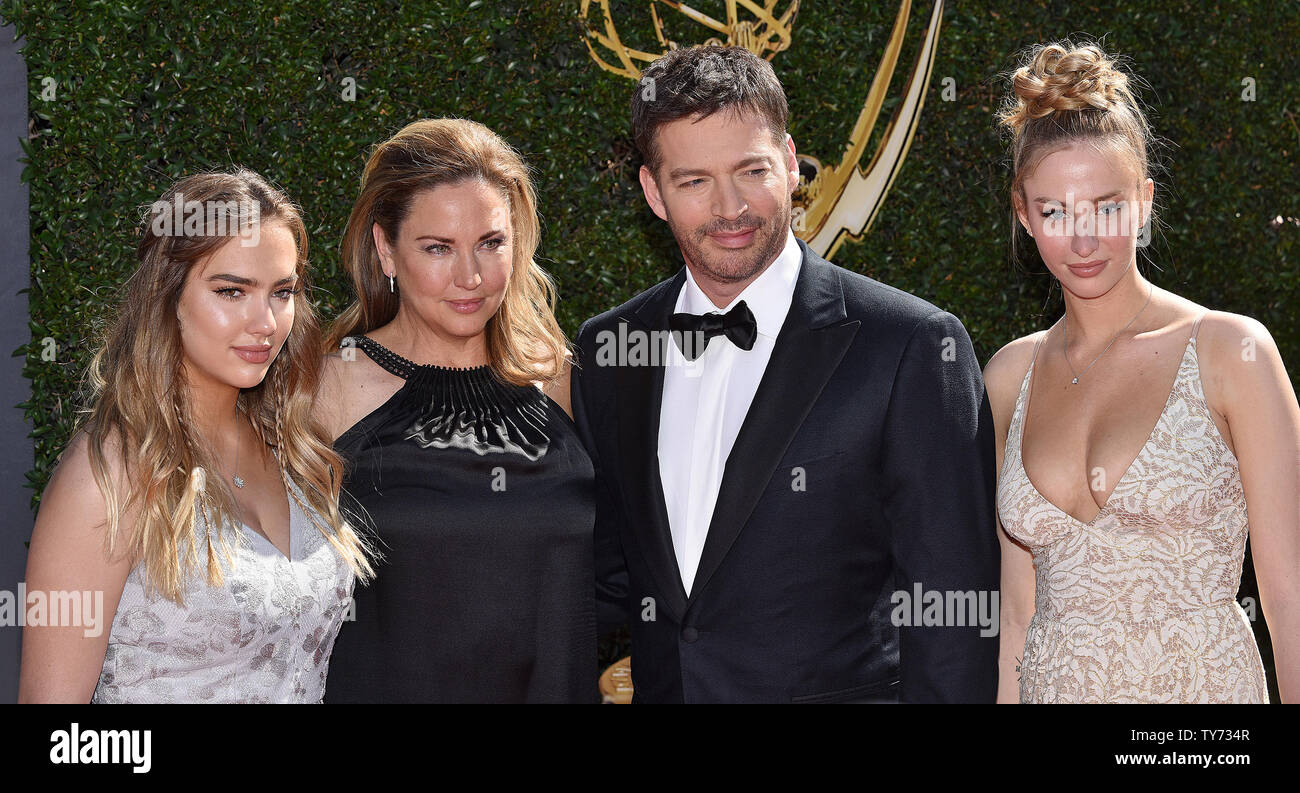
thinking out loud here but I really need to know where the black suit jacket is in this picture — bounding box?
[572,240,999,703]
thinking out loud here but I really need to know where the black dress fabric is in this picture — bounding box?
[323,334,597,703]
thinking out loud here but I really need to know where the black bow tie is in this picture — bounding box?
[668,300,758,361]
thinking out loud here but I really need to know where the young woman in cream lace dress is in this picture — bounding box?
[985,42,1299,703]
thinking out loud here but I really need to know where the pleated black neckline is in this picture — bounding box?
[346,334,551,460]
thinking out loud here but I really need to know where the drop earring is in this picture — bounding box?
[388,272,394,293]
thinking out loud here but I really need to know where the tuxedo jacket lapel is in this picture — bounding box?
[616,269,689,620]
[689,243,860,605]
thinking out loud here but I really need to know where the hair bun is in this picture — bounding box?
[1000,42,1133,135]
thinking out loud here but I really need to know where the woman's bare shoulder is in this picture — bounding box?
[1193,309,1273,354]
[984,331,1048,401]
[50,428,121,509]
[316,346,409,441]
[318,350,347,397]
[1190,309,1286,409]
[35,427,136,552]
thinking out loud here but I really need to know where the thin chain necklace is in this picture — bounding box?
[232,401,245,488]
[1062,284,1153,386]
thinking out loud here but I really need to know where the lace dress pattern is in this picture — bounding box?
[996,322,1268,703]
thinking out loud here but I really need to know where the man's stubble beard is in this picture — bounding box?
[667,198,791,287]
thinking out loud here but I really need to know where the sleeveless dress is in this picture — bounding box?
[996,316,1268,703]
[323,335,597,703]
[92,469,357,703]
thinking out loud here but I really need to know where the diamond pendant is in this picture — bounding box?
[233,475,245,488]
[1071,377,1079,385]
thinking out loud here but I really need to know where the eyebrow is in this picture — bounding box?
[1032,191,1125,204]
[414,230,507,243]
[668,156,773,182]
[206,273,298,287]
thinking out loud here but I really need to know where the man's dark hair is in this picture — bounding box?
[631,44,789,177]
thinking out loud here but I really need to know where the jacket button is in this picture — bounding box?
[681,626,699,643]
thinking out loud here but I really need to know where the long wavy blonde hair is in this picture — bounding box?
[78,168,374,604]
[324,118,567,384]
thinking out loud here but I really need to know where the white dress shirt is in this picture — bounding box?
[658,229,803,595]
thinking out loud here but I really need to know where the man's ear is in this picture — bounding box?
[784,134,799,194]
[639,164,669,222]
[1012,192,1033,237]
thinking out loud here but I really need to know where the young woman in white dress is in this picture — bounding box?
[19,169,374,702]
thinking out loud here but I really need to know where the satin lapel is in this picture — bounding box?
[688,244,860,605]
[615,270,690,620]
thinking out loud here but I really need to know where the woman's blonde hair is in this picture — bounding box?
[998,40,1158,263]
[78,168,374,604]
[323,118,567,385]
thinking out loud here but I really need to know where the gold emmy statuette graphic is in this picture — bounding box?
[581,0,944,259]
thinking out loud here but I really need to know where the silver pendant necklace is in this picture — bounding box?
[1063,284,1153,386]
[232,402,245,488]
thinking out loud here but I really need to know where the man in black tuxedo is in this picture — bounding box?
[572,45,999,703]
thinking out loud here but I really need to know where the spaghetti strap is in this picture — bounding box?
[1029,330,1047,369]
[1021,328,1049,400]
[1190,312,1209,342]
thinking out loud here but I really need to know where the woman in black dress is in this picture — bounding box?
[316,119,596,702]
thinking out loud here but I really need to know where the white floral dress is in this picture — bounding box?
[92,474,355,703]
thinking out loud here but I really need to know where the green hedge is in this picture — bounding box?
[6,3,1297,685]
[8,0,1297,507]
